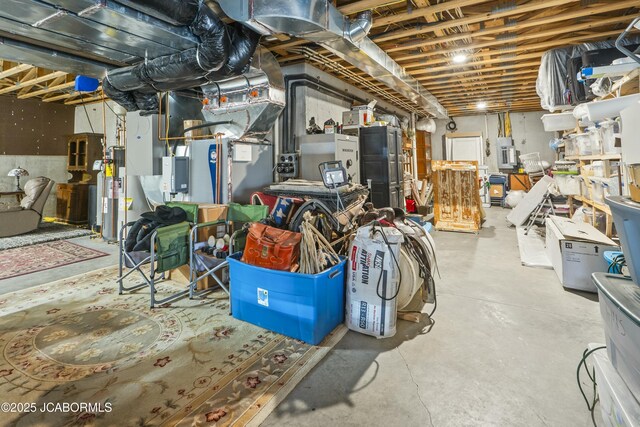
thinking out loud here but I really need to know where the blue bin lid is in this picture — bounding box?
[593,273,640,327]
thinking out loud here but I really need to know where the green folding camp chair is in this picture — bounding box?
[118,221,193,308]
[188,204,269,304]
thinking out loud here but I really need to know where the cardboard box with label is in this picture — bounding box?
[168,264,229,291]
[545,216,619,292]
[197,204,228,243]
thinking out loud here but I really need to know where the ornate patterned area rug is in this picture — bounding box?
[0,240,108,280]
[0,266,347,426]
[0,222,92,251]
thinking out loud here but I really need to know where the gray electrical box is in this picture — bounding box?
[162,156,190,196]
[497,137,517,169]
[298,134,360,183]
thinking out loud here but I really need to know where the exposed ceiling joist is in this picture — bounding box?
[0,63,33,80]
[375,0,581,44]
[385,0,637,52]
[371,0,494,28]
[395,20,626,62]
[18,81,75,99]
[0,70,67,95]
[64,92,103,105]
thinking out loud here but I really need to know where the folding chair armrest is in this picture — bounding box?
[229,228,248,254]
[149,229,159,276]
[119,221,140,246]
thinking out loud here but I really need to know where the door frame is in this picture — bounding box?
[444,132,485,166]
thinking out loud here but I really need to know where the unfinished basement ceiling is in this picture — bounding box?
[268,0,640,116]
[0,60,101,105]
[0,1,639,114]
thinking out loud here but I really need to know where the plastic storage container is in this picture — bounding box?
[604,251,626,275]
[601,120,619,154]
[590,177,606,204]
[541,112,577,132]
[564,135,578,157]
[591,161,607,178]
[554,173,581,196]
[554,160,578,172]
[575,134,592,155]
[228,253,346,345]
[581,207,607,234]
[589,177,619,204]
[588,126,604,155]
[590,345,640,427]
[579,176,589,198]
[606,197,640,284]
[593,273,640,404]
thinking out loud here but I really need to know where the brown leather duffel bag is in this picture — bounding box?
[241,223,302,271]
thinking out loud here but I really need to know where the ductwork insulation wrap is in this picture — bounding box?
[207,23,261,80]
[103,1,260,114]
[115,0,199,26]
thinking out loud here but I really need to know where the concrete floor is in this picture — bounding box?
[263,208,605,427]
[0,209,606,426]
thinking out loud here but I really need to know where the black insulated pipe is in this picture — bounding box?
[206,23,261,81]
[115,0,199,26]
[103,2,260,114]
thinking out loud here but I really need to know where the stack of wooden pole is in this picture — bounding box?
[410,179,433,212]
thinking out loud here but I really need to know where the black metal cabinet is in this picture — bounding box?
[359,126,404,208]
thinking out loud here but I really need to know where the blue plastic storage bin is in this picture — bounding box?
[604,251,625,274]
[228,253,346,345]
[606,197,640,285]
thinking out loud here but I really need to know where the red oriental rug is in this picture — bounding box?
[0,240,107,280]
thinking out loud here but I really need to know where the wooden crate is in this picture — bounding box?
[433,160,481,233]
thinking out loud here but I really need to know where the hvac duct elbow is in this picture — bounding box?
[104,2,266,114]
[102,78,138,112]
[207,23,261,80]
[347,11,373,44]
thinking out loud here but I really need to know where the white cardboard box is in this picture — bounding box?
[545,216,619,292]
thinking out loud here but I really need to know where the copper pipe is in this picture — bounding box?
[100,93,107,239]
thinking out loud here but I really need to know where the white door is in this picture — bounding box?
[445,133,484,165]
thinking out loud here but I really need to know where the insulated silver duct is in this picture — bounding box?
[201,47,285,143]
[102,1,261,115]
[216,0,448,118]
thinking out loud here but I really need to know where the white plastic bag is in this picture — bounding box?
[346,225,404,338]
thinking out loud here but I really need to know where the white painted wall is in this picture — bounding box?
[74,101,121,147]
[432,111,557,172]
[74,102,161,223]
[0,155,68,216]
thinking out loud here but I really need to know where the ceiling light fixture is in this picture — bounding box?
[452,54,468,64]
[476,102,488,110]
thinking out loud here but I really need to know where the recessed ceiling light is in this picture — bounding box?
[476,102,487,110]
[452,54,468,64]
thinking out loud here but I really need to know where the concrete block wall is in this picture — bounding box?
[282,63,411,144]
[432,111,556,172]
